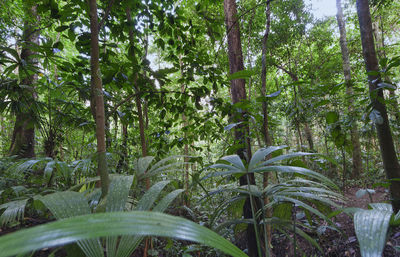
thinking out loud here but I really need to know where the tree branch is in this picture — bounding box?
[98,0,116,31]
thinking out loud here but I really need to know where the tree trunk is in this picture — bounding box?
[261,1,273,253]
[125,7,150,189]
[9,3,38,158]
[179,56,190,207]
[336,0,363,178]
[117,123,128,173]
[303,122,314,152]
[356,0,400,212]
[372,18,400,151]
[224,1,258,256]
[89,0,109,198]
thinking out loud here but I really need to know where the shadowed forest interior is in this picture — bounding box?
[1,0,400,256]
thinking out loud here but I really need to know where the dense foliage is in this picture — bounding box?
[1,0,400,256]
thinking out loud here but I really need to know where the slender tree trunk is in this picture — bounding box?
[372,18,400,151]
[135,93,147,157]
[125,8,149,190]
[89,0,109,197]
[336,0,363,178]
[261,1,273,253]
[113,114,118,149]
[261,0,273,149]
[224,1,258,256]
[303,123,314,151]
[9,2,38,158]
[356,0,400,212]
[179,56,190,207]
[117,123,128,173]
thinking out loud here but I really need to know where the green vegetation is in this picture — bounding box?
[1,0,400,256]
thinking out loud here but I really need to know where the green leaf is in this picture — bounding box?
[0,211,248,257]
[325,111,339,124]
[135,180,170,211]
[253,165,337,189]
[135,156,155,176]
[106,175,133,212]
[55,25,69,32]
[248,146,288,170]
[224,122,242,131]
[0,46,20,61]
[354,209,392,257]
[261,152,315,166]
[377,82,396,90]
[369,109,383,125]
[366,70,380,76]
[160,109,166,119]
[153,189,185,212]
[116,188,184,257]
[38,191,103,257]
[227,70,255,80]
[355,189,375,199]
[220,155,245,171]
[265,90,281,98]
[368,203,392,212]
[0,199,28,226]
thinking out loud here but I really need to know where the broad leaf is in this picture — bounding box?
[227,69,255,80]
[0,211,248,257]
[354,209,392,257]
[221,155,245,171]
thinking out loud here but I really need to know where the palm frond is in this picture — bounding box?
[0,199,28,226]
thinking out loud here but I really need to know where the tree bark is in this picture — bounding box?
[356,0,400,212]
[261,0,273,149]
[89,0,109,197]
[261,1,273,253]
[303,122,314,152]
[336,0,363,178]
[372,18,400,151]
[224,0,258,256]
[116,123,128,173]
[179,56,190,207]
[9,3,39,158]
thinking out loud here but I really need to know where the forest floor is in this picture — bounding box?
[272,186,400,257]
[2,187,400,257]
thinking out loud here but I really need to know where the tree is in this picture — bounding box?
[336,0,363,178]
[223,0,259,256]
[89,0,109,197]
[260,0,273,251]
[356,0,400,212]
[9,1,39,158]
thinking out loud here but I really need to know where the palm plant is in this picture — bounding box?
[0,155,189,228]
[204,146,344,255]
[0,170,248,257]
[35,175,184,257]
[352,202,400,257]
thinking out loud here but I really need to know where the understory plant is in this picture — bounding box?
[204,146,344,255]
[352,202,400,257]
[0,154,189,227]
[0,158,248,257]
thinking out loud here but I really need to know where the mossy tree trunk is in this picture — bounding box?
[9,2,39,159]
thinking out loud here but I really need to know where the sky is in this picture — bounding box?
[306,0,338,19]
